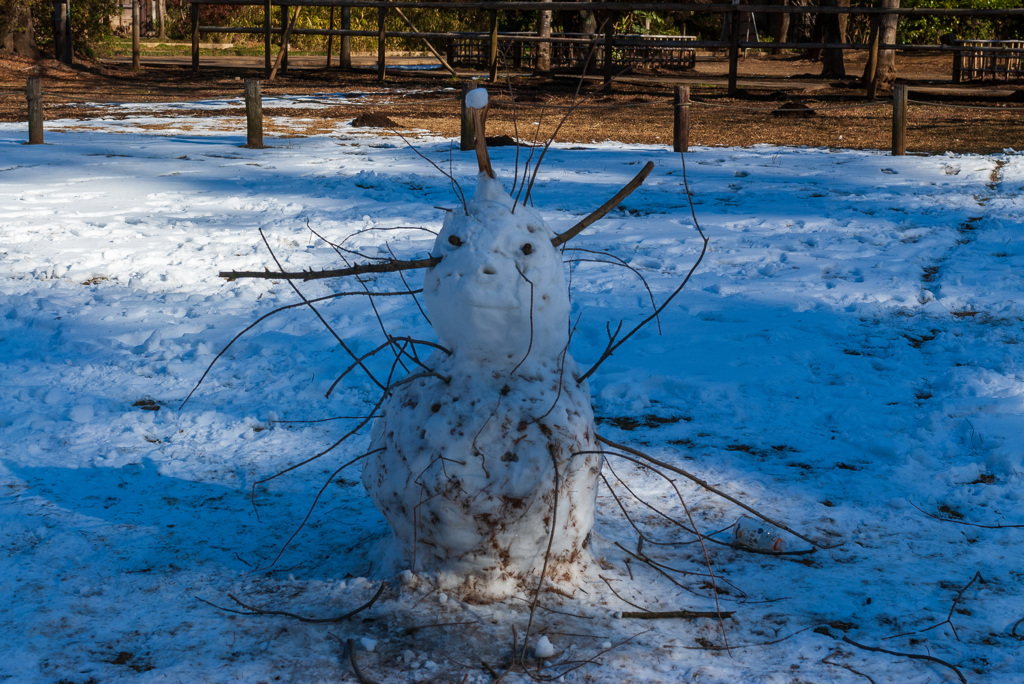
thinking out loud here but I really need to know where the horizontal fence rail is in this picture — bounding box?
[185,0,1024,94]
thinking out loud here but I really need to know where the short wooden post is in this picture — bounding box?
[488,10,499,83]
[263,0,271,75]
[341,5,352,70]
[191,2,199,73]
[892,83,907,156]
[244,79,263,149]
[377,6,387,82]
[727,5,740,96]
[460,82,476,151]
[131,0,141,70]
[26,76,43,145]
[673,85,690,153]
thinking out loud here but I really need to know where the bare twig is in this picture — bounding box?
[219,255,440,282]
[564,248,661,332]
[679,626,812,651]
[260,448,381,570]
[598,434,829,550]
[178,288,419,409]
[197,580,386,624]
[886,572,983,642]
[841,635,967,684]
[1011,616,1024,640]
[256,229,386,390]
[346,637,380,684]
[250,394,385,512]
[551,162,655,248]
[821,649,878,684]
[911,500,1024,529]
[389,127,468,214]
[621,609,735,620]
[578,149,708,383]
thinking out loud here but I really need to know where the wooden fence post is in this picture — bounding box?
[673,85,690,153]
[488,10,499,82]
[27,76,43,145]
[264,0,272,75]
[602,16,614,94]
[728,5,740,96]
[327,6,335,68]
[244,79,263,149]
[191,2,199,73]
[131,0,141,71]
[341,5,352,70]
[378,6,387,82]
[461,82,476,151]
[892,83,907,156]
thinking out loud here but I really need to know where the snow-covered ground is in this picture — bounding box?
[2,99,1023,683]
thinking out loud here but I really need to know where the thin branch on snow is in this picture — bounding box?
[178,288,420,409]
[257,229,387,390]
[598,434,831,552]
[578,150,708,384]
[345,637,381,684]
[884,571,983,642]
[841,635,967,684]
[196,580,386,624]
[821,649,878,684]
[910,500,1024,529]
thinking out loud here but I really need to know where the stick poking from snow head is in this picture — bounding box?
[466,86,494,179]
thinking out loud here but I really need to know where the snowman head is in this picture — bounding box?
[423,175,571,370]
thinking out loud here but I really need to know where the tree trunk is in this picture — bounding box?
[1,2,40,58]
[157,0,167,40]
[536,0,552,74]
[820,0,849,78]
[768,0,790,54]
[864,0,899,90]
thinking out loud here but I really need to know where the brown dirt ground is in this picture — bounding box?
[2,51,1022,154]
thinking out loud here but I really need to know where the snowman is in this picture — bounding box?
[361,89,602,602]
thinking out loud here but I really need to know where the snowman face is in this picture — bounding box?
[424,180,571,369]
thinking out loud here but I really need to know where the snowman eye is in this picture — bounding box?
[448,235,463,247]
[521,243,533,255]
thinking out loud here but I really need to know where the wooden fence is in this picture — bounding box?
[183,2,1024,93]
[953,40,1024,83]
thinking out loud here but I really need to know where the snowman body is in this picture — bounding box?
[362,175,602,601]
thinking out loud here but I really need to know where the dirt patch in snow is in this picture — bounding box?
[1,52,1021,154]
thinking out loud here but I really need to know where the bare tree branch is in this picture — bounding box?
[196,580,386,624]
[220,256,440,282]
[551,162,655,248]
[841,635,967,684]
